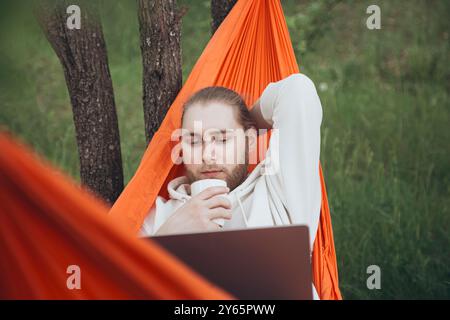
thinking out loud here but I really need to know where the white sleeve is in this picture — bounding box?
[139,197,183,237]
[139,197,167,237]
[139,205,157,237]
[260,73,323,248]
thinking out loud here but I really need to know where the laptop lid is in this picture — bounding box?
[149,225,312,299]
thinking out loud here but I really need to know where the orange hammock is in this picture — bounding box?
[0,0,341,299]
[110,0,341,300]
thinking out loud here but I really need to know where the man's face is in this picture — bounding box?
[181,102,255,191]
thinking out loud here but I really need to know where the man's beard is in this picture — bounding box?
[186,163,248,191]
[185,139,250,191]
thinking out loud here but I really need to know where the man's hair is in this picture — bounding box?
[181,86,256,130]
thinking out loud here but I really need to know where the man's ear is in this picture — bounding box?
[245,127,258,152]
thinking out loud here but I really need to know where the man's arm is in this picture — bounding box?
[140,187,232,236]
[252,73,323,248]
[249,98,271,131]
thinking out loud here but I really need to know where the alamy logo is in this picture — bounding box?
[66,265,81,290]
[170,122,280,176]
[366,265,381,290]
[66,5,81,30]
[366,5,381,30]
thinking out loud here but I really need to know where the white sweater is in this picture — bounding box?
[141,73,323,299]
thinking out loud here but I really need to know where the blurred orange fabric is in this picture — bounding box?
[0,133,233,299]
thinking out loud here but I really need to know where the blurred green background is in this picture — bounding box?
[0,0,449,299]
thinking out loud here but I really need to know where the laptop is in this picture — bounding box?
[149,225,312,299]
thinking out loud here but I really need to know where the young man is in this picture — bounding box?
[140,72,323,248]
[141,73,323,298]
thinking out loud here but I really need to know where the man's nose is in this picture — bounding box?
[202,140,216,164]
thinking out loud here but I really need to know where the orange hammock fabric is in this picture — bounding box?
[0,133,232,299]
[110,0,342,300]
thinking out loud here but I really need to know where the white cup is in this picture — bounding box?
[190,179,228,227]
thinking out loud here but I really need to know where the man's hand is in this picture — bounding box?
[154,186,232,236]
[249,98,272,131]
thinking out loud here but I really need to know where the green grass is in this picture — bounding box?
[0,0,448,299]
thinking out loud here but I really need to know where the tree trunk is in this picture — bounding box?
[138,0,183,144]
[211,0,237,35]
[36,0,124,205]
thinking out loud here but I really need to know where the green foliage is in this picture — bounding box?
[0,0,448,299]
[285,0,342,56]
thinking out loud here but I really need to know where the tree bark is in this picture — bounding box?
[36,0,124,205]
[211,0,237,35]
[138,0,183,144]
